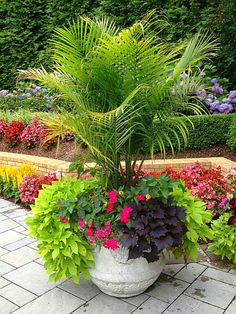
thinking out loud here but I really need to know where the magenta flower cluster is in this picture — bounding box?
[19,172,58,205]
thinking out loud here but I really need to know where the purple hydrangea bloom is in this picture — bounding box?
[229,90,236,99]
[0,90,9,96]
[211,78,218,84]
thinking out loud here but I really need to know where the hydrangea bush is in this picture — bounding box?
[196,78,235,114]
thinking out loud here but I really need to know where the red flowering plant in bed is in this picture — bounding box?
[3,120,25,147]
[19,172,58,205]
[20,118,45,149]
[0,119,8,140]
[161,163,236,217]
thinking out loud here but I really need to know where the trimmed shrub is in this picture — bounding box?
[143,113,235,153]
[227,115,236,153]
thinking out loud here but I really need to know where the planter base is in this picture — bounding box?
[89,247,165,298]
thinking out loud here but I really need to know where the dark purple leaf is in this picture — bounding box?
[176,207,185,220]
[137,237,150,251]
[137,227,149,236]
[128,246,143,260]
[149,220,164,228]
[150,226,168,238]
[154,235,173,250]
[165,206,176,216]
[131,219,144,230]
[165,217,178,226]
[150,208,165,219]
[169,224,183,234]
[121,234,138,248]
[143,251,160,263]
[141,215,148,226]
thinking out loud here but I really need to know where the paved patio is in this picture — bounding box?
[0,198,235,314]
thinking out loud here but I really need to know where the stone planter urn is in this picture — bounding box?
[89,246,165,297]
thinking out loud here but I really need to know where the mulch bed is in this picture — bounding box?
[0,141,235,163]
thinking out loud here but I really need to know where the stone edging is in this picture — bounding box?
[0,152,235,176]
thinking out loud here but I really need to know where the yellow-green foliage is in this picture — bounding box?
[208,213,236,266]
[26,177,97,283]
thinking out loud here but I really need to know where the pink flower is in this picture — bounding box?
[95,227,106,239]
[120,206,133,223]
[103,238,119,250]
[78,218,85,228]
[104,222,112,236]
[59,216,69,223]
[107,190,118,203]
[136,194,145,201]
[106,203,114,212]
[88,236,95,245]
[86,228,94,236]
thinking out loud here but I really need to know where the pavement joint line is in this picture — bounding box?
[0,252,39,269]
[222,295,236,313]
[0,293,20,310]
[158,266,226,313]
[57,285,87,302]
[129,295,152,313]
[181,292,229,310]
[70,292,103,313]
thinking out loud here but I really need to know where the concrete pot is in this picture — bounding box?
[89,246,165,297]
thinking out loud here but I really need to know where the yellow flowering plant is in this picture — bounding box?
[0,163,36,202]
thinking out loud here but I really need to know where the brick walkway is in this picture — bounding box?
[0,199,235,314]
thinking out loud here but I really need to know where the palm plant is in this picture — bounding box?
[19,13,218,188]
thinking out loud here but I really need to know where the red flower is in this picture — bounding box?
[120,206,133,223]
[136,194,145,201]
[86,227,94,236]
[149,171,158,178]
[107,189,118,203]
[106,203,114,212]
[59,216,69,223]
[228,215,236,225]
[103,238,119,250]
[95,227,106,239]
[229,198,236,209]
[78,217,85,228]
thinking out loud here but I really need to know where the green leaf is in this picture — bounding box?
[52,248,60,260]
[78,245,86,257]
[81,268,90,280]
[70,241,78,254]
[68,261,77,276]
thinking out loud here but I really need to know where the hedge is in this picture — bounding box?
[227,115,236,153]
[1,0,236,88]
[145,113,235,153]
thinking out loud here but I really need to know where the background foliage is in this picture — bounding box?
[148,113,235,153]
[0,0,235,88]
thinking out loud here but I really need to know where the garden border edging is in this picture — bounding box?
[0,152,235,175]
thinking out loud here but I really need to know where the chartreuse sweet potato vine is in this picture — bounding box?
[170,186,214,261]
[208,213,236,266]
[26,177,101,283]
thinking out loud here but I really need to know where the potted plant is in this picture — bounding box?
[23,13,217,297]
[26,169,213,297]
